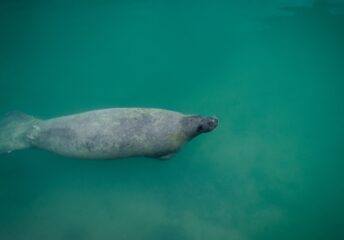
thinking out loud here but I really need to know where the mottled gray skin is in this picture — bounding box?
[25,108,218,160]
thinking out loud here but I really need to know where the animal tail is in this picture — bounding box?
[0,111,39,154]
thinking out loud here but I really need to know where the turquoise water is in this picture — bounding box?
[0,0,343,239]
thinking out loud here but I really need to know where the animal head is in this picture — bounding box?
[181,115,218,139]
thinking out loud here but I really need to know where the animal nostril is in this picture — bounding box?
[211,118,218,126]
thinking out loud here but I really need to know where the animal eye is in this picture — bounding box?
[197,125,204,131]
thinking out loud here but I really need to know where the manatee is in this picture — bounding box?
[0,108,218,160]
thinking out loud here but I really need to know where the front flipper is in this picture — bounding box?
[158,153,176,160]
[150,152,176,160]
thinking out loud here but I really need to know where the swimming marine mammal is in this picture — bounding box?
[0,108,218,160]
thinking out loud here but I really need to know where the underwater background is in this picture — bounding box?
[0,0,343,239]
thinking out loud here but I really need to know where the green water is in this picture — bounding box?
[0,0,343,239]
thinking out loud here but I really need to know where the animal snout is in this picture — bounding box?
[207,116,218,129]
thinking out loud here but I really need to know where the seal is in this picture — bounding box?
[0,108,218,160]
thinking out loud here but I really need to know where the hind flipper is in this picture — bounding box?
[0,111,39,154]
